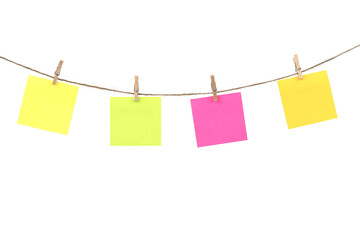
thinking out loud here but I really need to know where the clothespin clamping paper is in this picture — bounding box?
[211,75,218,101]
[134,75,139,102]
[52,60,64,85]
[293,54,303,80]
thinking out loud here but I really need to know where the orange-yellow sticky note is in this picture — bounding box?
[18,75,79,134]
[277,70,337,129]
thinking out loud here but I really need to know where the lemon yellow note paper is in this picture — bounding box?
[18,75,79,134]
[110,97,161,146]
[277,70,337,129]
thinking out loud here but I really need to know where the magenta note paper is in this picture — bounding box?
[190,92,247,147]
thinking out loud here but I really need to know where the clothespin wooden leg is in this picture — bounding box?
[134,75,139,102]
[293,54,303,80]
[211,75,218,101]
[52,60,64,85]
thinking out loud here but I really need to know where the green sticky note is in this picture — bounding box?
[18,75,79,135]
[110,97,161,146]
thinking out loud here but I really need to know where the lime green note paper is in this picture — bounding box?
[110,97,161,146]
[18,75,79,134]
[277,70,337,129]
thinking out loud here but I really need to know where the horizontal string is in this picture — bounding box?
[1,43,359,96]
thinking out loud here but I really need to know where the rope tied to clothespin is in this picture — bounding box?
[52,60,64,85]
[2,43,360,95]
[293,54,303,79]
[210,75,218,101]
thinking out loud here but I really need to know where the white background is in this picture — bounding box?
[1,0,360,239]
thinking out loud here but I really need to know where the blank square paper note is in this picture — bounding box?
[277,70,337,129]
[110,97,161,146]
[190,92,247,147]
[18,75,79,134]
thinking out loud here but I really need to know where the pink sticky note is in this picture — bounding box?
[190,92,247,147]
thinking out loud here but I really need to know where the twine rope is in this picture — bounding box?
[1,44,359,96]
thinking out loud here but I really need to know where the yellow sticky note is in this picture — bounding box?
[110,97,161,146]
[277,70,337,129]
[18,75,79,134]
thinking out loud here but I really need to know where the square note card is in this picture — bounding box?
[18,75,79,134]
[110,97,161,146]
[191,92,247,147]
[277,70,337,129]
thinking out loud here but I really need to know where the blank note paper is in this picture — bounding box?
[190,92,247,147]
[277,70,337,129]
[18,75,79,134]
[110,97,161,146]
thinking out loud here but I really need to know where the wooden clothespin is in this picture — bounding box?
[52,60,64,85]
[210,75,218,101]
[293,54,303,79]
[134,75,139,102]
